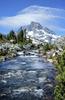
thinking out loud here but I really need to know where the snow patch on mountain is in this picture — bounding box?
[19,22,61,45]
[25,22,61,44]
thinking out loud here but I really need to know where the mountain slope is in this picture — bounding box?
[25,22,61,44]
[18,22,61,45]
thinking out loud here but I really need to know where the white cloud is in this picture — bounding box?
[0,5,65,34]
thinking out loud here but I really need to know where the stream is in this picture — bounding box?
[0,54,56,100]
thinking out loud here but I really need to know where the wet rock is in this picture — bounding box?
[1,80,7,84]
[33,89,44,98]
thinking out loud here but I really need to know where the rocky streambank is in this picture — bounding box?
[0,43,21,62]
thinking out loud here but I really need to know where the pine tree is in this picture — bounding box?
[7,30,16,42]
[54,51,65,100]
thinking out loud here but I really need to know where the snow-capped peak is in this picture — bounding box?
[19,21,61,45]
[26,22,60,44]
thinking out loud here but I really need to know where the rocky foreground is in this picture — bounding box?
[0,43,21,62]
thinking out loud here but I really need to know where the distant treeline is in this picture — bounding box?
[0,28,32,44]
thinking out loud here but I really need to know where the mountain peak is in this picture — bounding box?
[18,22,61,44]
[23,21,43,31]
[26,22,60,44]
[30,21,43,30]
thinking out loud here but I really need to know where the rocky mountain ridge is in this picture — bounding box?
[20,22,61,44]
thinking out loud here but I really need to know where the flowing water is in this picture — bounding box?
[0,54,56,100]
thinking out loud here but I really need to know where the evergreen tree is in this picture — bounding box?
[7,30,16,42]
[43,43,53,52]
[23,29,27,41]
[0,33,3,40]
[17,29,24,43]
[0,33,3,39]
[54,51,65,100]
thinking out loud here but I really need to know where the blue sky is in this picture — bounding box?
[0,0,65,35]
